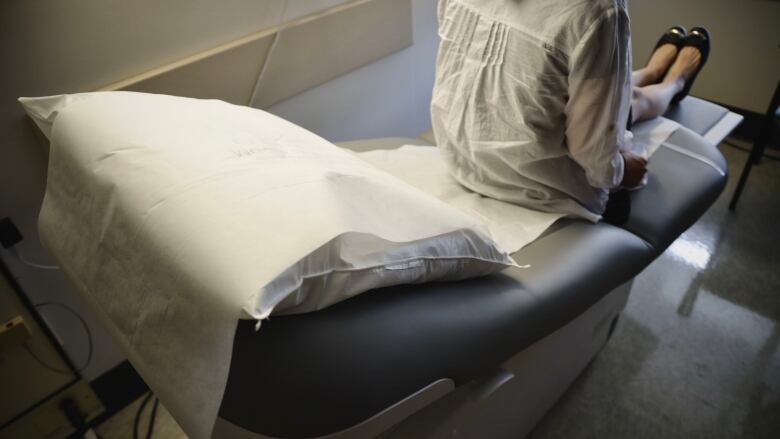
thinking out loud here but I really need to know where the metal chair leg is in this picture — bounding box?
[729,140,762,210]
[729,79,780,211]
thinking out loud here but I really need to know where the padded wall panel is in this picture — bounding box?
[97,0,413,110]
[252,0,413,108]
[113,35,275,105]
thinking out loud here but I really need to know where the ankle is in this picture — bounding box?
[638,66,664,85]
[663,75,686,93]
[645,44,678,84]
[647,65,667,84]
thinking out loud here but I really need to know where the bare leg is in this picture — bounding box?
[631,81,683,123]
[632,44,678,88]
[631,46,702,124]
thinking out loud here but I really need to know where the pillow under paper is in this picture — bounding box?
[19,92,514,324]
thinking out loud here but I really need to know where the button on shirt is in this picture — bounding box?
[431,0,632,222]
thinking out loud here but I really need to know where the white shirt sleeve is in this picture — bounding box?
[564,6,632,190]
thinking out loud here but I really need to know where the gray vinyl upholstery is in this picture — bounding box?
[621,127,727,252]
[218,138,656,438]
[594,96,731,252]
[664,96,730,136]
[219,221,652,438]
[218,119,728,437]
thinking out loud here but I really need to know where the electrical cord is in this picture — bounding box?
[147,397,160,439]
[722,139,780,162]
[133,393,153,439]
[24,302,93,374]
[9,246,60,270]
[133,392,160,439]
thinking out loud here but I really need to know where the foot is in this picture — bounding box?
[663,46,702,93]
[644,43,679,84]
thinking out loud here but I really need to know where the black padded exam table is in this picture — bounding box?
[212,97,738,438]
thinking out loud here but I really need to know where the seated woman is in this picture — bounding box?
[431,0,710,224]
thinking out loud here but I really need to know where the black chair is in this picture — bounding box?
[729,79,780,211]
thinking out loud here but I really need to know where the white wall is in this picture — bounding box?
[629,0,779,114]
[268,0,439,141]
[0,0,439,380]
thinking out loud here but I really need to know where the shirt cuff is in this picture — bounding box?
[611,151,625,188]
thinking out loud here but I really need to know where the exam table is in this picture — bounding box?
[210,97,738,438]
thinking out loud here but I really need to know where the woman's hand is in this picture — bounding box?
[620,150,648,188]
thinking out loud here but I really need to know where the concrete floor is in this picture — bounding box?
[96,138,779,438]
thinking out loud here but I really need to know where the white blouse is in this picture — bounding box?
[431,0,633,222]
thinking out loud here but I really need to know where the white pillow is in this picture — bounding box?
[19,92,514,324]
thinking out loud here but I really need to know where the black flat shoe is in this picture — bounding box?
[671,26,711,105]
[648,26,687,82]
[654,25,687,51]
